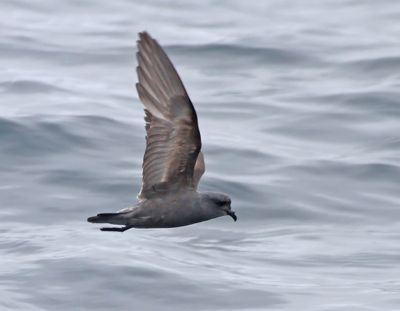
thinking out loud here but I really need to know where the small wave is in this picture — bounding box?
[0,80,66,94]
[343,56,400,76]
[0,42,131,66]
[282,160,400,181]
[0,116,100,158]
[167,43,316,66]
[297,90,400,117]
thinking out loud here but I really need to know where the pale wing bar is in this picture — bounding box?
[193,151,205,189]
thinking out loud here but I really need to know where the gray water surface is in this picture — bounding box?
[1,1,400,310]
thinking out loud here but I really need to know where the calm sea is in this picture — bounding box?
[1,1,400,310]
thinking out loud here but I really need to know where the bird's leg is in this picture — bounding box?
[100,225,132,232]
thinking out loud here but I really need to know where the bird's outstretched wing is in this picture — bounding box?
[136,32,204,200]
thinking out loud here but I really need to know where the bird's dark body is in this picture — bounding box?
[87,32,235,232]
[88,191,230,230]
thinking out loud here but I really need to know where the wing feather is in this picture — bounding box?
[136,32,205,200]
[193,151,205,189]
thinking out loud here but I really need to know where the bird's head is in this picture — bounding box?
[202,192,236,221]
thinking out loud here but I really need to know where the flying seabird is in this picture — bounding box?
[87,32,236,232]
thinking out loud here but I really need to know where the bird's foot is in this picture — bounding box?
[100,225,132,232]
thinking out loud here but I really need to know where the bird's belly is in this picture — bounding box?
[133,211,208,228]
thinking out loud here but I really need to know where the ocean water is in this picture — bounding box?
[1,0,400,310]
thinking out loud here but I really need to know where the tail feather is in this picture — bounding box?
[87,212,126,224]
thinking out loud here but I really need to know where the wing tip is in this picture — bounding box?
[138,31,150,38]
[138,31,154,46]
